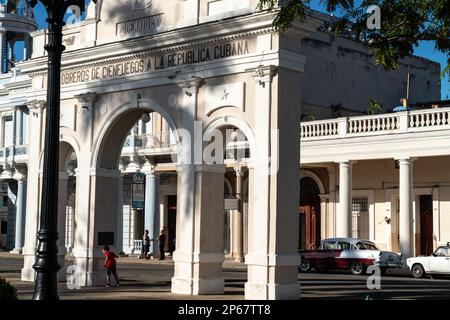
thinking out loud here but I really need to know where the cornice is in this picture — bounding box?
[21,12,279,76]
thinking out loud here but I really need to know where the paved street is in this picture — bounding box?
[1,252,450,300]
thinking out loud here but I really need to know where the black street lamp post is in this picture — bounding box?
[27,0,96,300]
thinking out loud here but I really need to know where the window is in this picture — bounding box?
[363,242,379,250]
[337,242,351,250]
[3,116,13,147]
[356,241,379,250]
[1,220,7,234]
[352,197,369,239]
[322,241,337,249]
[434,247,447,257]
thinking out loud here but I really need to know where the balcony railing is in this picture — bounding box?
[301,107,450,141]
[0,145,28,162]
[123,131,174,150]
[132,240,143,255]
[0,5,34,18]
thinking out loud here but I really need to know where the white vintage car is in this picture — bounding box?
[406,243,450,278]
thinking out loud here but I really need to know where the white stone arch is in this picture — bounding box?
[203,115,256,163]
[300,169,326,194]
[91,98,180,169]
[38,130,81,172]
[224,176,233,194]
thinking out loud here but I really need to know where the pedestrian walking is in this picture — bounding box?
[103,245,120,287]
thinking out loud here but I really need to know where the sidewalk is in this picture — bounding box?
[0,252,247,300]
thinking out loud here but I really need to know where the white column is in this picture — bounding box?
[0,114,4,148]
[327,165,337,238]
[399,158,414,260]
[23,34,32,60]
[72,93,99,287]
[233,167,244,262]
[142,161,159,256]
[57,171,69,282]
[245,65,301,300]
[171,78,199,293]
[8,39,15,68]
[337,161,352,238]
[0,31,4,73]
[11,170,27,254]
[116,174,124,253]
[16,108,23,145]
[21,100,46,282]
[319,195,328,241]
[172,77,226,295]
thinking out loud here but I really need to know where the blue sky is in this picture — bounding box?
[30,0,448,99]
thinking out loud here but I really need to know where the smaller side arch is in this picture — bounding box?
[39,130,81,172]
[203,116,256,163]
[224,176,233,195]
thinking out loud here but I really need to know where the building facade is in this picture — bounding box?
[0,0,445,300]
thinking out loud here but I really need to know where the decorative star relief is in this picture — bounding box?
[221,89,229,101]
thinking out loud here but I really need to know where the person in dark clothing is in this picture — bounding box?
[141,229,150,259]
[157,229,166,260]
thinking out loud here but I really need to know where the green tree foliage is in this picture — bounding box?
[368,98,383,114]
[0,278,18,300]
[258,0,450,76]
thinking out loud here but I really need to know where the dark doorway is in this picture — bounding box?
[299,177,321,250]
[419,195,433,256]
[167,195,177,255]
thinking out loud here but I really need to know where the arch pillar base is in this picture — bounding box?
[172,276,225,295]
[171,165,226,296]
[73,248,108,287]
[21,247,36,282]
[245,281,301,300]
[244,254,301,300]
[171,252,225,295]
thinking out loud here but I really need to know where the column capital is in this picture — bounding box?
[177,76,203,96]
[26,99,46,113]
[13,166,27,182]
[395,157,418,163]
[247,64,277,85]
[75,92,98,109]
[234,166,245,177]
[141,160,156,175]
[336,160,357,167]
[1,163,13,179]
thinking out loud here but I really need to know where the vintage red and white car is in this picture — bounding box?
[406,243,450,278]
[299,237,403,275]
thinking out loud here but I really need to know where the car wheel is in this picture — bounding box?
[380,267,387,276]
[299,258,311,272]
[350,262,366,275]
[411,264,425,278]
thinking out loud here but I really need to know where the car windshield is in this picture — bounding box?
[356,242,379,250]
[321,241,351,250]
[434,247,450,257]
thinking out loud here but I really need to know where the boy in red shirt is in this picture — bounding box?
[103,245,120,287]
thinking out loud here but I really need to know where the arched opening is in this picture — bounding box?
[299,177,321,250]
[80,99,180,286]
[57,140,78,281]
[117,110,177,258]
[203,117,255,273]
